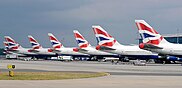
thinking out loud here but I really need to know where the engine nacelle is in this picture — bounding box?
[166,56,182,61]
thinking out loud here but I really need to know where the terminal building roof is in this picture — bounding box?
[163,34,182,37]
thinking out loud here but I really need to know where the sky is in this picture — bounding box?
[1,0,182,48]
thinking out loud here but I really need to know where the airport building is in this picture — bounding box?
[139,34,182,44]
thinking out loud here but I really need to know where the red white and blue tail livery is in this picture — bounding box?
[4,36,56,58]
[135,20,169,45]
[73,30,91,48]
[48,33,63,49]
[92,25,160,60]
[28,35,42,49]
[4,36,38,56]
[27,35,57,56]
[92,26,119,47]
[3,41,11,54]
[3,41,9,50]
[135,20,182,59]
[48,33,88,56]
[4,36,22,50]
[73,30,117,57]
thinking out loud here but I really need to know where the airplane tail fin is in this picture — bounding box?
[73,30,91,48]
[4,36,23,50]
[28,35,42,49]
[3,41,9,50]
[48,33,64,49]
[135,20,169,45]
[92,25,121,47]
[3,41,9,54]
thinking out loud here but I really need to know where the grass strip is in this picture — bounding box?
[0,72,109,80]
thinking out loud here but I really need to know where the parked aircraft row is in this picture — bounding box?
[3,20,182,63]
[136,20,182,61]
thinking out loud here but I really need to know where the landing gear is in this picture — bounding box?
[154,59,164,64]
[119,57,129,62]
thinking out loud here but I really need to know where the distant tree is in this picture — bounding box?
[0,48,5,55]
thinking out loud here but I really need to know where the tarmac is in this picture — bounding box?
[1,59,182,88]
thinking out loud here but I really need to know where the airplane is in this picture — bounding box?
[4,36,37,56]
[3,41,9,50]
[3,41,13,54]
[4,36,56,59]
[92,25,160,60]
[28,35,57,57]
[48,33,89,59]
[73,30,119,59]
[135,20,182,61]
[3,41,28,57]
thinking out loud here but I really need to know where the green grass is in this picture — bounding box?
[0,72,109,80]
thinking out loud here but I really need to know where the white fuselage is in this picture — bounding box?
[148,43,182,56]
[54,47,88,56]
[78,46,117,56]
[102,45,157,56]
[32,48,56,55]
[10,48,37,55]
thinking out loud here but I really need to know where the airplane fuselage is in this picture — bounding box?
[53,47,89,56]
[100,45,159,59]
[78,46,118,56]
[146,43,182,57]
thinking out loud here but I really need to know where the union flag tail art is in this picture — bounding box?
[28,35,42,49]
[73,30,91,48]
[135,20,169,45]
[3,41,10,54]
[3,41,9,50]
[48,33,63,49]
[92,25,120,47]
[4,36,22,50]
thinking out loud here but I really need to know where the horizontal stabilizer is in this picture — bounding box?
[139,43,163,49]
[49,48,61,53]
[28,49,40,52]
[53,49,61,52]
[96,45,116,51]
[8,49,19,52]
[78,48,88,52]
